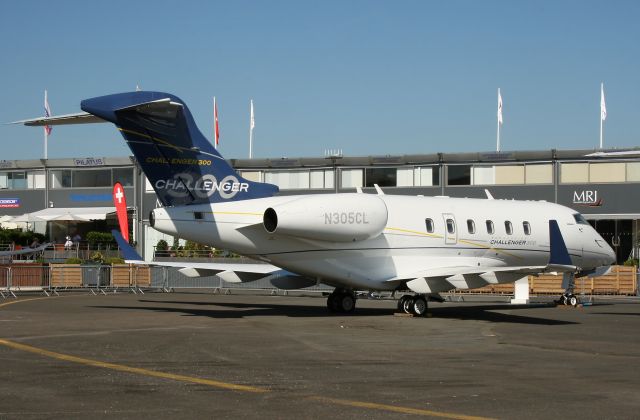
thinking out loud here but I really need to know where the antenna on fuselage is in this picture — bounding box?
[484,189,494,200]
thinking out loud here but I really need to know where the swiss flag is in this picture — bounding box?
[113,182,129,242]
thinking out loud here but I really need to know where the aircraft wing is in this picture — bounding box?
[0,242,52,257]
[10,112,107,126]
[111,230,316,288]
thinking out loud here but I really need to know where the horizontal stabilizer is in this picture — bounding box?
[10,112,107,126]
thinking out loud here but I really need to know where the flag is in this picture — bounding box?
[213,97,220,147]
[44,90,52,136]
[600,83,607,121]
[497,88,503,125]
[250,99,255,130]
[112,182,129,243]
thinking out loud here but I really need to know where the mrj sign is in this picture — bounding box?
[573,190,603,207]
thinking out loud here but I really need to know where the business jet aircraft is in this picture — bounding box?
[17,91,616,315]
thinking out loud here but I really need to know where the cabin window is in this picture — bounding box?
[446,219,455,234]
[573,213,589,225]
[425,218,434,233]
[523,221,531,235]
[467,219,475,234]
[505,221,513,235]
[486,220,494,234]
[194,212,204,220]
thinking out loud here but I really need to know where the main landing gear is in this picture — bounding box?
[327,288,356,313]
[397,294,428,316]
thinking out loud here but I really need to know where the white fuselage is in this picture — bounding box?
[150,194,616,291]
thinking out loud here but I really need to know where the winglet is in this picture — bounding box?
[548,220,573,266]
[111,229,144,263]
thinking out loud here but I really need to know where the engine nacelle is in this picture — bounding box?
[263,194,388,242]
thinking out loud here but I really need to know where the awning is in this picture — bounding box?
[10,207,116,222]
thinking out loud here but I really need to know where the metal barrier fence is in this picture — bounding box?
[1,264,638,299]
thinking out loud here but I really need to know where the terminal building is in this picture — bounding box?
[1,148,639,264]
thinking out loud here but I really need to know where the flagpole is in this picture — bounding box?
[249,99,254,159]
[213,96,217,149]
[599,82,604,149]
[496,88,501,152]
[44,90,48,160]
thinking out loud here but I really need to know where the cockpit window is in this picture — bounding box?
[573,213,589,225]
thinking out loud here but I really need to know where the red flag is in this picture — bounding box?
[213,97,220,147]
[112,182,129,242]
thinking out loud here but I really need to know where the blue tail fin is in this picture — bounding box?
[81,92,278,206]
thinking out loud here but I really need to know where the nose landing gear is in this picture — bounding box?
[557,272,579,307]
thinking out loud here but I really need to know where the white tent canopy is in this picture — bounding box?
[10,207,116,223]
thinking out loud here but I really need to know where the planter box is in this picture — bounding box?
[50,264,82,288]
[111,264,151,287]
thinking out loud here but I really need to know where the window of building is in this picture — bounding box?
[365,168,396,187]
[505,221,513,235]
[415,166,439,186]
[239,171,262,183]
[194,212,204,220]
[589,162,626,183]
[340,169,363,188]
[0,171,29,189]
[495,165,525,185]
[264,170,310,190]
[523,221,531,235]
[113,168,134,187]
[560,163,589,183]
[472,166,495,185]
[309,169,334,189]
[486,220,494,234]
[626,162,640,182]
[425,218,434,233]
[27,171,46,189]
[525,164,553,184]
[396,168,414,187]
[467,219,475,234]
[447,165,471,185]
[73,169,111,188]
[446,218,455,234]
[51,170,72,188]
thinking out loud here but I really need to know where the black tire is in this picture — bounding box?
[412,296,428,316]
[402,296,414,314]
[397,295,409,311]
[339,293,356,313]
[327,294,339,312]
[568,295,578,307]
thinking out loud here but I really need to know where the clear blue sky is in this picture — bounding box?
[1,0,639,160]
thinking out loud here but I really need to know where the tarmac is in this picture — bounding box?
[1,292,639,419]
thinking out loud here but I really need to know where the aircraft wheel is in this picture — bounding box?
[411,296,428,316]
[338,293,356,313]
[397,295,411,311]
[402,296,414,314]
[327,294,339,312]
[568,294,578,307]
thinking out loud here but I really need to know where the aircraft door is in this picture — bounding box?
[442,213,457,245]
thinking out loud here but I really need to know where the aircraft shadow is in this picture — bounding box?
[89,300,577,325]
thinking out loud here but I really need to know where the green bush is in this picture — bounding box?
[105,257,125,265]
[623,258,638,267]
[64,257,82,264]
[156,239,168,251]
[87,231,116,246]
